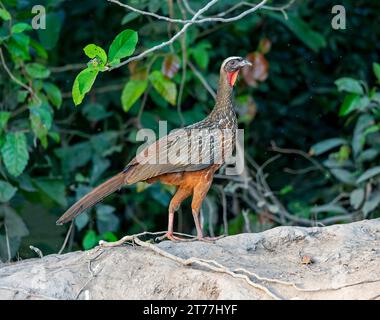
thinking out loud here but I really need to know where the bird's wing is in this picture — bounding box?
[124,126,231,184]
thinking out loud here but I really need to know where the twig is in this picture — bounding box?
[75,250,105,299]
[50,63,85,73]
[108,0,270,24]
[132,237,282,300]
[4,224,11,262]
[0,47,40,103]
[188,61,217,100]
[241,209,252,233]
[270,141,329,179]
[107,0,271,71]
[58,221,74,254]
[29,246,43,258]
[216,185,229,236]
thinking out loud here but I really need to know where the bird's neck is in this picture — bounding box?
[212,72,234,116]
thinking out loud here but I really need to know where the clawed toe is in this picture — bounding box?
[156,232,194,242]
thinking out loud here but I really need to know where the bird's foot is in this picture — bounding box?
[156,232,195,242]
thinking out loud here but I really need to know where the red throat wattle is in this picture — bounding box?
[227,70,239,87]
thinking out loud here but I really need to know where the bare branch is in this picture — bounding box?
[107,0,279,71]
[188,61,217,100]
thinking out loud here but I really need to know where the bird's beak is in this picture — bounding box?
[239,59,252,68]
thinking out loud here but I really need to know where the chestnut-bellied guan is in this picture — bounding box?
[57,56,252,241]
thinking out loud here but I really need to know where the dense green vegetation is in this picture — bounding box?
[0,0,379,261]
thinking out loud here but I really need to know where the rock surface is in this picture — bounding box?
[1,219,380,300]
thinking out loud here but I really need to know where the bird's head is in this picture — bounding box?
[221,56,252,87]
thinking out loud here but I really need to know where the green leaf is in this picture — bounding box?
[25,63,51,79]
[121,12,139,25]
[82,230,99,250]
[352,114,374,157]
[363,191,380,216]
[373,62,380,82]
[108,29,138,63]
[149,70,177,105]
[0,112,11,132]
[96,205,120,234]
[83,44,107,66]
[30,39,48,59]
[356,166,380,184]
[330,168,356,185]
[0,8,11,21]
[8,33,30,60]
[1,132,29,177]
[37,12,63,49]
[267,12,326,52]
[11,23,32,34]
[0,180,17,203]
[29,103,53,148]
[100,231,118,243]
[190,42,211,69]
[335,78,364,95]
[339,94,361,116]
[350,188,364,210]
[82,103,111,122]
[309,138,346,156]
[3,206,29,238]
[33,178,67,207]
[43,83,62,109]
[121,79,148,112]
[72,68,99,106]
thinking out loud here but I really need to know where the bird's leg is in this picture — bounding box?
[157,187,192,242]
[191,174,225,242]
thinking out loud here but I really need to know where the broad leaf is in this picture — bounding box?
[356,166,380,184]
[25,63,51,79]
[43,82,62,109]
[335,77,363,95]
[37,12,63,49]
[29,103,53,148]
[352,114,374,157]
[0,180,17,203]
[267,12,326,52]
[0,8,10,21]
[11,23,32,34]
[82,230,98,250]
[309,138,346,156]
[373,62,380,82]
[161,54,180,78]
[242,52,269,87]
[108,29,138,63]
[149,70,177,105]
[33,178,67,207]
[96,205,120,234]
[0,112,10,132]
[363,191,380,216]
[189,42,211,69]
[339,94,361,116]
[121,79,148,112]
[330,168,356,185]
[83,44,107,66]
[72,68,99,106]
[350,188,364,210]
[1,132,29,177]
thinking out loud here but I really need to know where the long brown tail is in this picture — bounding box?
[56,172,127,225]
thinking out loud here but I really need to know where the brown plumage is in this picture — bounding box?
[56,56,252,241]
